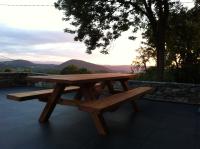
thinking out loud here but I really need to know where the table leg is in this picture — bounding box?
[90,112,108,135]
[120,80,140,112]
[94,82,105,99]
[105,81,115,94]
[80,83,96,100]
[74,90,82,100]
[39,83,65,123]
[80,83,108,135]
[120,80,129,91]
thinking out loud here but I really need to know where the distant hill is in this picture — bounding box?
[0,60,56,71]
[0,59,136,73]
[104,65,132,73]
[2,60,35,67]
[58,59,110,72]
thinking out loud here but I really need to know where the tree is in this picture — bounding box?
[78,68,91,74]
[55,0,176,81]
[143,3,200,83]
[60,64,91,74]
[166,6,200,69]
[4,68,13,72]
[132,46,155,72]
[60,65,79,74]
[166,5,200,83]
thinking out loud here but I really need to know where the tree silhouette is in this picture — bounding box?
[55,0,186,81]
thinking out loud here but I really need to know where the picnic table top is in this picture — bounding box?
[28,73,137,84]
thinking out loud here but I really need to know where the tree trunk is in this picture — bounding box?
[155,27,166,81]
[156,41,165,81]
[143,62,147,72]
[142,0,169,81]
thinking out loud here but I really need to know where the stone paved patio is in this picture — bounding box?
[0,87,200,149]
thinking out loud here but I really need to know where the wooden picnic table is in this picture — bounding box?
[8,73,153,135]
[28,73,137,123]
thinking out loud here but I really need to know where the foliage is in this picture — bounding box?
[166,5,200,83]
[55,0,178,80]
[60,65,91,74]
[44,69,60,74]
[136,67,157,81]
[136,3,200,83]
[165,6,200,69]
[78,68,91,74]
[3,68,13,72]
[132,46,156,72]
[136,67,176,82]
[136,65,200,84]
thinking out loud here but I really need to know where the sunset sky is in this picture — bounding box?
[0,0,194,65]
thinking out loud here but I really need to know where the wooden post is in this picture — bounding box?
[120,79,140,112]
[74,90,82,100]
[90,112,108,135]
[80,83,96,100]
[105,81,115,94]
[120,79,129,91]
[39,83,65,123]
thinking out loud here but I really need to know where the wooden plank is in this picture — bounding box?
[120,80,129,91]
[79,83,97,100]
[90,112,108,135]
[59,99,83,106]
[120,79,140,112]
[7,86,79,101]
[39,84,65,123]
[28,73,137,84]
[131,100,140,112]
[39,98,83,106]
[105,81,115,94]
[79,87,154,112]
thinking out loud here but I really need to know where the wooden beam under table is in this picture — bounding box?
[79,83,97,100]
[120,79,140,112]
[39,83,66,123]
[90,112,108,135]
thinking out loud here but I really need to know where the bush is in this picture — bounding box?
[136,67,157,81]
[136,64,200,84]
[4,68,13,72]
[60,65,91,74]
[171,64,200,84]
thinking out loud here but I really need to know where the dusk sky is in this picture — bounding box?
[0,0,193,65]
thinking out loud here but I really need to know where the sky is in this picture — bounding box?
[0,0,194,65]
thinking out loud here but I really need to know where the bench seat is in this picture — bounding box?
[79,86,153,112]
[7,86,80,101]
[79,86,154,135]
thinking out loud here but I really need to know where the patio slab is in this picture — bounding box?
[0,87,200,149]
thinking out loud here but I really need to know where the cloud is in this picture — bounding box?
[0,24,74,46]
[0,24,140,65]
[0,24,91,63]
[0,23,81,58]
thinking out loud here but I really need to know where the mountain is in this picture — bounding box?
[104,65,132,73]
[58,59,110,72]
[2,60,35,67]
[0,59,135,73]
[0,60,56,71]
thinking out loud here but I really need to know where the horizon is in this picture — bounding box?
[0,58,134,66]
[0,0,193,66]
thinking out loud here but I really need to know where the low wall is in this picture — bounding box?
[0,72,48,88]
[0,72,29,88]
[1,73,200,105]
[128,80,200,105]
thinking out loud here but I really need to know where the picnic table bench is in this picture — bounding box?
[7,73,153,135]
[7,86,80,101]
